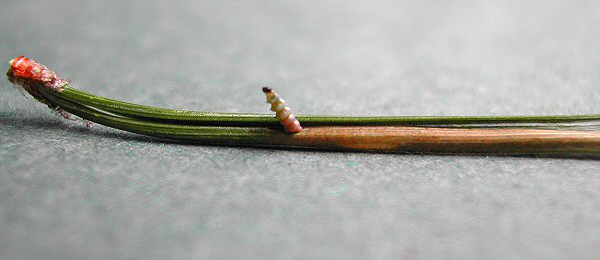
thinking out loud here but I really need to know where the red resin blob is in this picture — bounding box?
[9,56,57,83]
[7,56,68,92]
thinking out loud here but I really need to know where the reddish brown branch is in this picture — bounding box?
[268,126,600,156]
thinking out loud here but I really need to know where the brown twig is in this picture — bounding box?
[266,126,600,157]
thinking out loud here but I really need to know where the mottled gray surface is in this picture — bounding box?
[2,0,600,259]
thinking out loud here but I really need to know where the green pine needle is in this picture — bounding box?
[56,86,600,128]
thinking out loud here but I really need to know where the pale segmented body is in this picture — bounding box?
[262,87,302,133]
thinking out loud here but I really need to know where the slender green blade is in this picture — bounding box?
[58,87,600,127]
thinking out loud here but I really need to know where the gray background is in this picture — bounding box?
[2,0,600,259]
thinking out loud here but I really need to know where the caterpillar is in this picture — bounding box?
[262,87,302,133]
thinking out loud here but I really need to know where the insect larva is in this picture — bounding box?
[262,87,302,133]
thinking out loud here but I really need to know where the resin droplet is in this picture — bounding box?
[7,56,69,92]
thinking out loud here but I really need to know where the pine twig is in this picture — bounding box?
[7,56,600,157]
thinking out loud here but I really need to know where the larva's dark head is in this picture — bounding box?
[262,86,272,93]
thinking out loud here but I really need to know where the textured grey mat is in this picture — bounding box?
[2,0,600,259]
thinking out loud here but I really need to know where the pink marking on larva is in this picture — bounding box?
[285,120,302,133]
[262,87,302,134]
[281,113,297,126]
